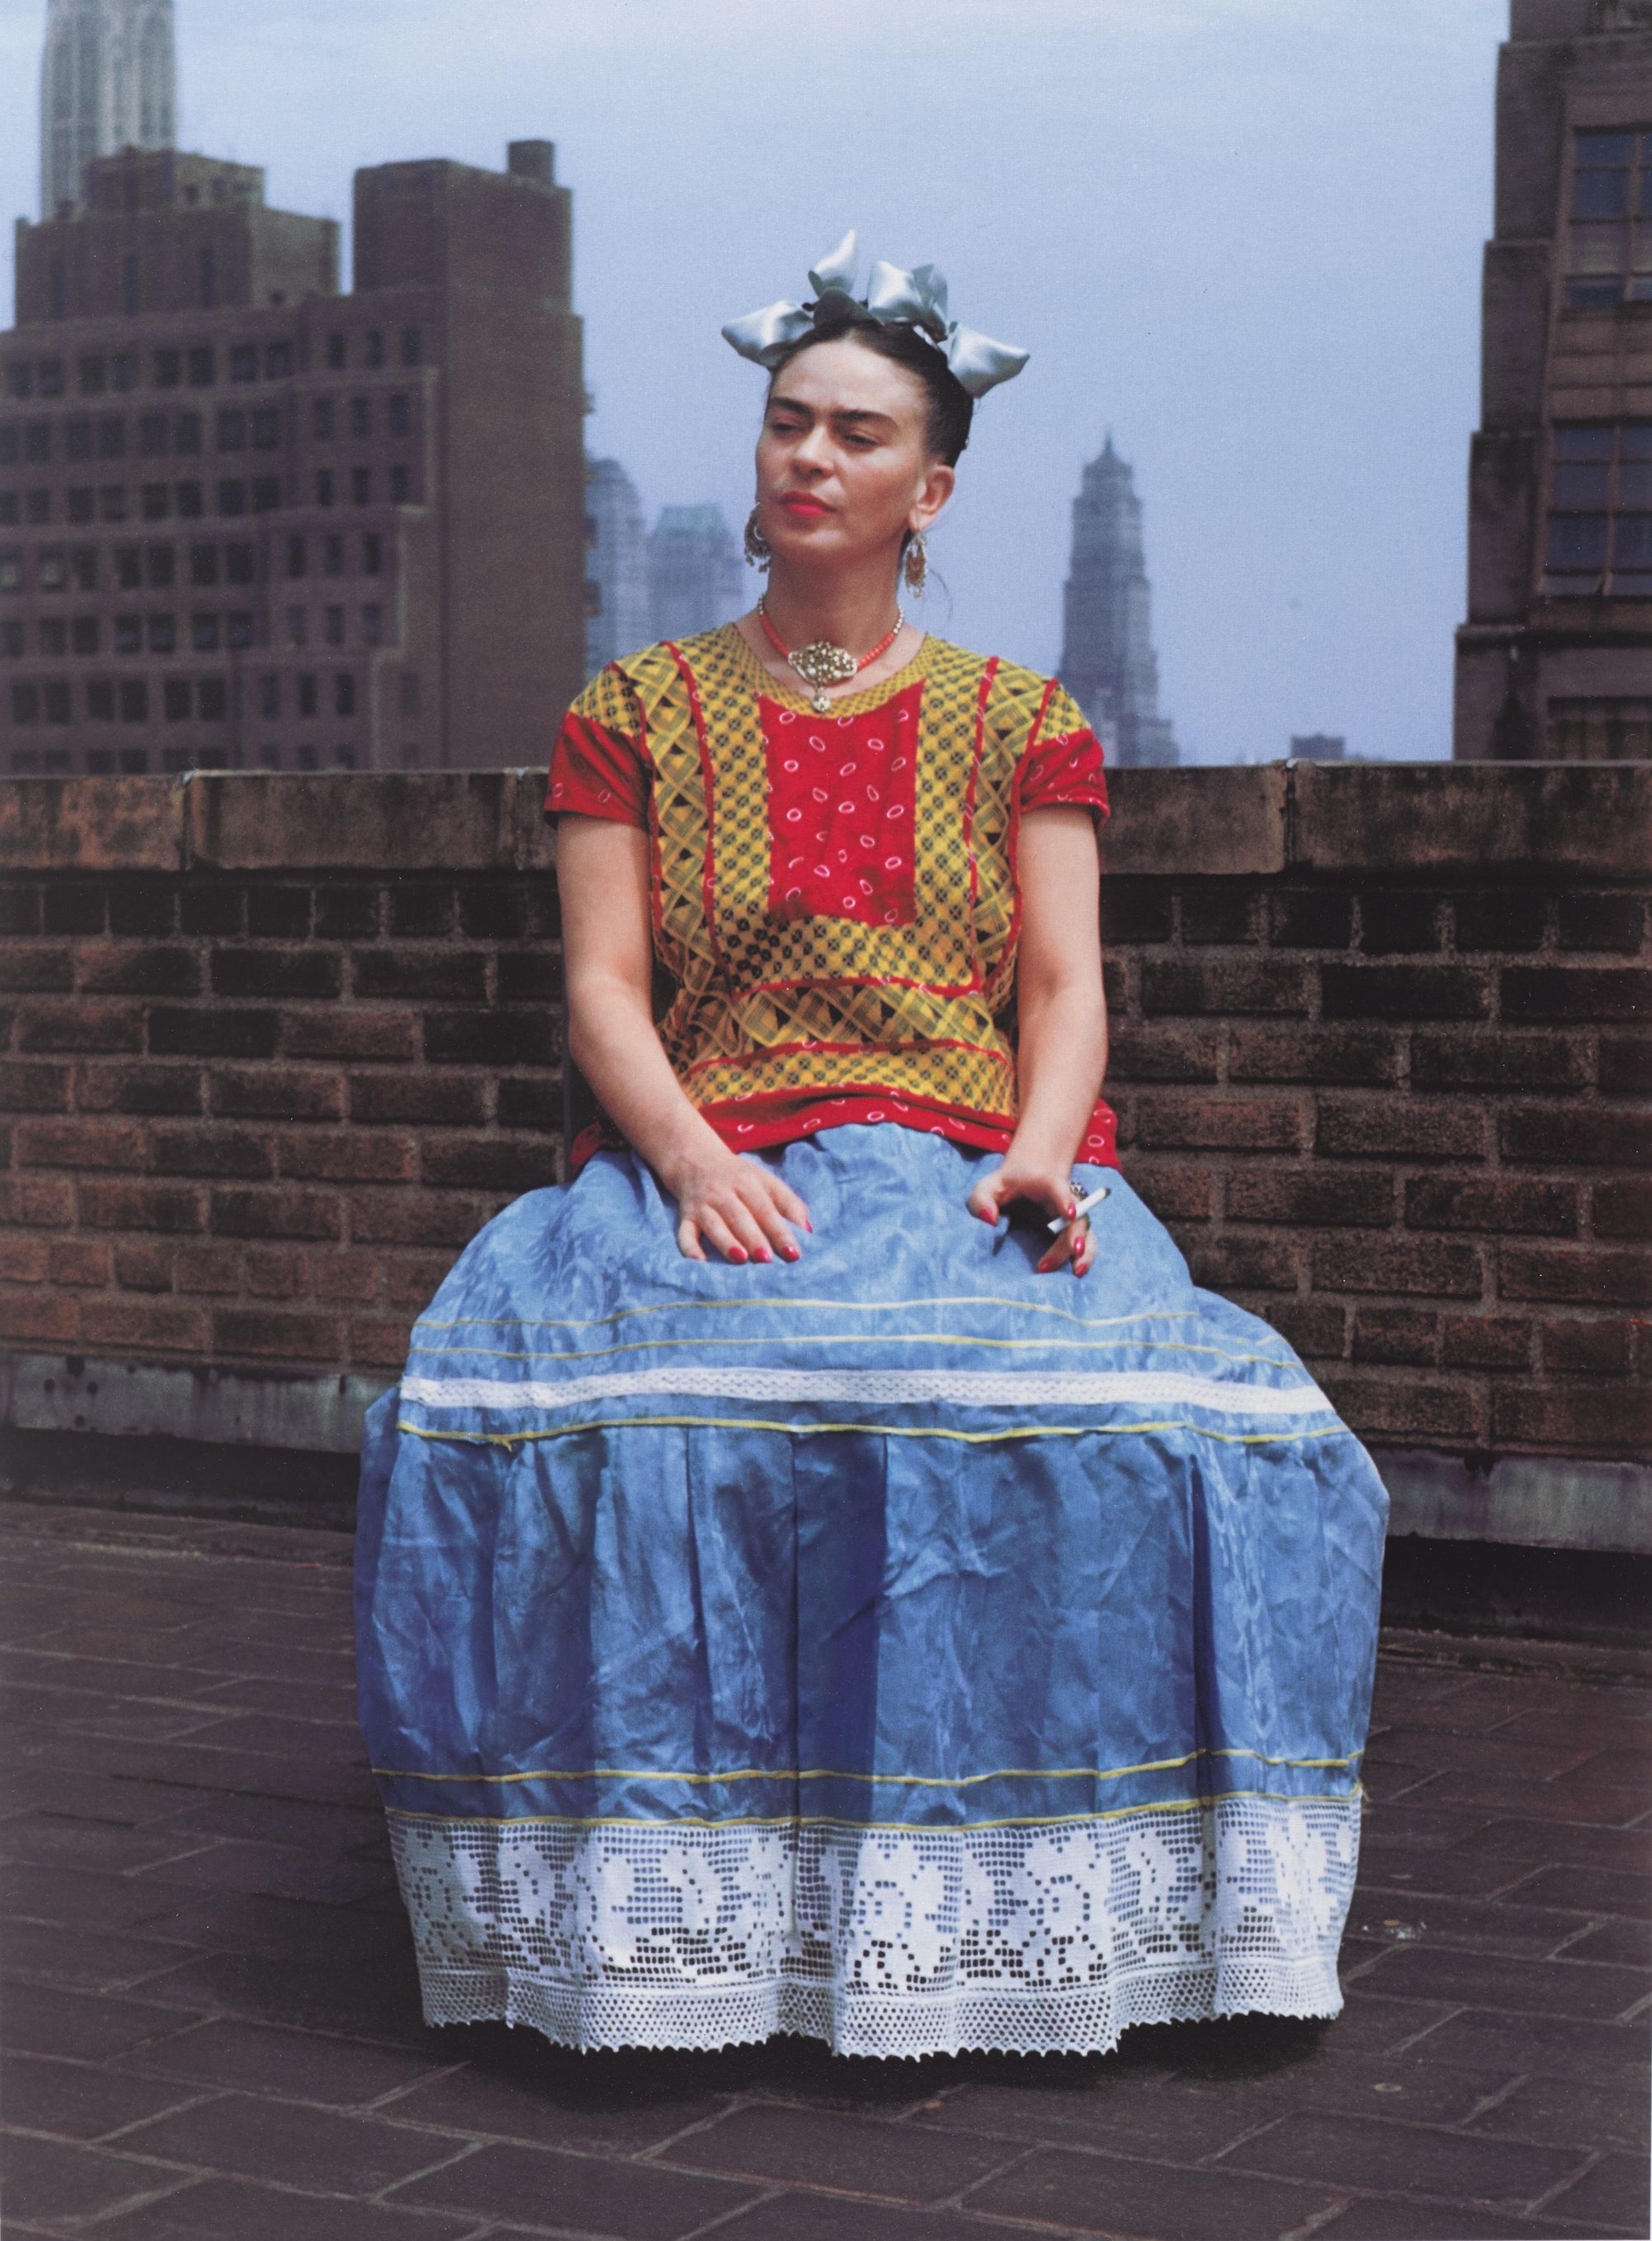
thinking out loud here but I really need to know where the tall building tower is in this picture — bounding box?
[1059,436,1178,768]
[40,0,176,218]
[648,504,744,642]
[583,457,651,678]
[1454,0,1652,761]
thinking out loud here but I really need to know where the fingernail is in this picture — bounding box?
[783,1244,800,1261]
[729,1246,748,1264]
[804,1219,814,1233]
[754,1247,772,1263]
[1066,1204,1077,1219]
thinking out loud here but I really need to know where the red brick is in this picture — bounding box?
[280,1130,417,1184]
[352,950,489,1001]
[78,946,200,996]
[213,1307,344,1361]
[245,886,313,938]
[0,1236,49,1282]
[347,1073,489,1125]
[1141,956,1309,1015]
[151,1129,274,1179]
[1185,1235,1302,1291]
[1123,1162,1213,1223]
[1135,1095,1304,1152]
[1359,892,1448,952]
[314,1252,384,1304]
[1352,1308,1439,1365]
[211,950,342,1000]
[423,1012,559,1067]
[385,1253,458,1308]
[1503,966,1652,1023]
[419,1138,557,1192]
[1269,890,1352,948]
[388,884,455,936]
[1541,1318,1632,1375]
[1227,1024,1401,1086]
[1225,1169,1394,1226]
[0,1174,74,1226]
[1103,1025,1220,1083]
[1493,1383,1652,1451]
[0,1062,71,1113]
[1262,1299,1347,1358]
[1410,1030,1591,1091]
[1502,1105,1650,1167]
[18,1003,142,1053]
[78,1179,204,1234]
[1593,1179,1652,1239]
[1404,1176,1578,1236]
[314,884,381,938]
[495,1079,561,1132]
[173,1242,242,1293]
[74,1063,203,1115]
[148,1009,280,1060]
[349,1314,416,1367]
[79,1296,211,1350]
[1311,1234,1484,1297]
[1321,963,1490,1020]
[211,1068,344,1121]
[0,1291,78,1343]
[48,1240,111,1288]
[283,1009,419,1062]
[0,948,74,993]
[1556,893,1645,952]
[1317,1097,1488,1162]
[1099,881,1174,944]
[210,1187,342,1241]
[1500,1244,1652,1307]
[1179,886,1258,944]
[1322,1374,1484,1443]
[1599,1037,1651,1093]
[1452,889,1546,951]
[245,1248,311,1299]
[15,1119,146,1171]
[348,1191,490,1248]
[1441,1315,1532,1370]
[112,1241,176,1292]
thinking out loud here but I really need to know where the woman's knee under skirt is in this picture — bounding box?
[355,1124,1389,2059]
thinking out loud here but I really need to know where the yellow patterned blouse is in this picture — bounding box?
[546,624,1116,1170]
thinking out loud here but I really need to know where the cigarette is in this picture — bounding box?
[1048,1184,1111,1233]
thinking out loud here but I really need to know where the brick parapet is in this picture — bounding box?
[1,765,1648,1466]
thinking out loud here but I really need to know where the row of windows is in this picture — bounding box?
[0,602,387,657]
[9,670,363,724]
[0,392,416,465]
[1543,420,1652,596]
[3,329,422,401]
[0,531,387,595]
[0,465,413,526]
[1566,127,1652,310]
[9,745,374,775]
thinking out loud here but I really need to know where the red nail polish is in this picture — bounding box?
[729,1246,748,1264]
[783,1245,800,1261]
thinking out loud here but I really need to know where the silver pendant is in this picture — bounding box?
[789,639,861,691]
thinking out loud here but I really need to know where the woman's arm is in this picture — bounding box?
[965,805,1108,1274]
[555,815,810,1263]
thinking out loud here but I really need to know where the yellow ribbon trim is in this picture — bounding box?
[371,1744,1363,1787]
[397,1413,1340,1451]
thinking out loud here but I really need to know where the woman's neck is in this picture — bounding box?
[756,559,904,656]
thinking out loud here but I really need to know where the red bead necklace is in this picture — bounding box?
[756,596,905,713]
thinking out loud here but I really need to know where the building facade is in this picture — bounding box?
[1,139,586,775]
[1454,0,1652,761]
[583,455,650,678]
[40,0,176,219]
[647,503,744,643]
[1059,436,1178,768]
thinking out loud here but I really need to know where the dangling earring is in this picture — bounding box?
[903,529,928,597]
[744,506,771,571]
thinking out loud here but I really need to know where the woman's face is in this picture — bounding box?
[755,336,955,574]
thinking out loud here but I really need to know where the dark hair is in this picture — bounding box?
[767,304,974,465]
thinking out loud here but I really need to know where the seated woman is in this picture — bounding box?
[355,232,1388,2060]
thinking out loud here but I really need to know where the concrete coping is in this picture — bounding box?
[1,762,1650,878]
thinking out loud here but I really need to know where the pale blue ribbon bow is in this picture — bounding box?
[720,229,1029,398]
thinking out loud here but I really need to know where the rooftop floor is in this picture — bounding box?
[0,1500,1647,2241]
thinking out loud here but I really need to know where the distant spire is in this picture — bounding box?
[40,0,176,216]
[1059,435,1179,768]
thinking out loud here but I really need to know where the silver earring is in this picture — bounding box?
[744,506,771,571]
[903,529,928,597]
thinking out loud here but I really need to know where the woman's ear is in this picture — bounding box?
[912,460,955,534]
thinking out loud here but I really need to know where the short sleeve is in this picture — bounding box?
[546,664,649,827]
[1018,681,1108,825]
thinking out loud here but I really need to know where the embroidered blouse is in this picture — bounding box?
[546,624,1118,1173]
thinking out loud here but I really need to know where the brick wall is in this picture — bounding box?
[1,763,1648,1467]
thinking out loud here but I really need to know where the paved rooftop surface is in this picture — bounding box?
[0,1499,1647,2241]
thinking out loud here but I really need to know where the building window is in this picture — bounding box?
[70,546,96,592]
[25,422,50,463]
[140,483,170,521]
[187,346,215,387]
[298,673,317,716]
[251,407,280,450]
[260,745,281,769]
[326,333,346,370]
[387,392,411,439]
[120,679,148,722]
[0,428,14,465]
[37,549,67,591]
[401,327,421,367]
[71,616,99,654]
[315,466,334,507]
[0,547,22,592]
[86,749,114,773]
[146,544,175,588]
[123,253,140,314]
[312,396,334,441]
[199,249,218,311]
[87,679,114,721]
[217,408,245,451]
[399,670,419,719]
[148,614,176,654]
[154,348,181,388]
[192,612,220,651]
[12,682,40,722]
[251,476,281,512]
[38,361,65,398]
[226,543,255,584]
[296,743,319,769]
[1544,421,1652,596]
[39,617,67,656]
[111,352,137,393]
[114,546,142,590]
[115,618,143,657]
[49,260,66,319]
[230,343,258,383]
[226,611,254,650]
[287,534,307,578]
[324,604,345,646]
[65,489,92,525]
[99,487,126,523]
[258,673,279,717]
[266,342,293,379]
[362,603,383,645]
[190,542,219,586]
[80,355,106,395]
[175,411,203,454]
[362,532,382,574]
[323,533,344,576]
[4,362,31,399]
[351,467,372,505]
[118,746,147,771]
[139,412,168,455]
[1565,128,1652,310]
[349,395,371,440]
[0,495,16,526]
[286,605,307,646]
[176,481,203,519]
[98,415,124,459]
[389,464,410,504]
[43,681,71,723]
[26,491,51,525]
[218,480,247,517]
[199,677,228,721]
[364,330,384,369]
[67,417,94,462]
[333,744,356,769]
[0,620,23,654]
[164,677,191,721]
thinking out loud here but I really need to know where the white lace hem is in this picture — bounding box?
[387,1794,1360,2058]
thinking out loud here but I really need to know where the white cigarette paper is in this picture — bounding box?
[1048,1185,1111,1233]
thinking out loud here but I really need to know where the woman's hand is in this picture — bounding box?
[665,1146,812,1266]
[967,1158,1095,1278]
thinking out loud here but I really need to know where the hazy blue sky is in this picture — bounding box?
[0,0,1505,761]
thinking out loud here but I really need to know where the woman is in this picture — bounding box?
[355,234,1387,2061]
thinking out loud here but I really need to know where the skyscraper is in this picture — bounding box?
[583,457,651,678]
[1059,436,1178,768]
[648,503,744,642]
[40,0,176,218]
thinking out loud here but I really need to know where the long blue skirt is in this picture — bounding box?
[355,1123,1388,2059]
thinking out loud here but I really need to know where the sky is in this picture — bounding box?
[0,0,1505,762]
